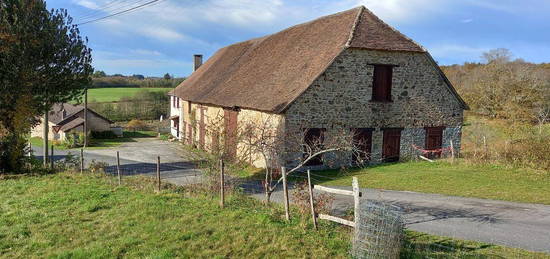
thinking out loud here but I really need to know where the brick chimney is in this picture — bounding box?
[193,54,203,72]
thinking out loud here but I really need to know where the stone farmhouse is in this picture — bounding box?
[168,6,468,168]
[31,103,113,141]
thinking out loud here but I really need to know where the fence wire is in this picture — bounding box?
[352,201,405,259]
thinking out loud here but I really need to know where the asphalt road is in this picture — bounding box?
[32,139,550,253]
[245,182,550,253]
[32,138,204,185]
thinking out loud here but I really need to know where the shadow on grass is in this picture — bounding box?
[401,231,500,258]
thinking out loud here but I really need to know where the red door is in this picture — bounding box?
[352,128,373,164]
[224,109,238,160]
[425,127,444,158]
[383,129,402,162]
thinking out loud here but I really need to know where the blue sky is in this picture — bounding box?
[46,0,550,77]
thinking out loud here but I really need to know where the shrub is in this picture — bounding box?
[90,130,118,139]
[292,180,334,215]
[126,119,147,132]
[64,132,85,148]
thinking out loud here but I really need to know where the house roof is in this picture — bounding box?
[170,6,467,113]
[48,103,83,124]
[59,117,85,132]
[48,103,114,125]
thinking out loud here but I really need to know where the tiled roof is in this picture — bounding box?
[170,6,459,113]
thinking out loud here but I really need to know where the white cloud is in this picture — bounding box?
[353,0,444,23]
[76,0,99,10]
[428,44,489,60]
[131,49,163,56]
[460,18,473,23]
[139,27,185,41]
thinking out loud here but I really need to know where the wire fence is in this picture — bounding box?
[352,201,405,259]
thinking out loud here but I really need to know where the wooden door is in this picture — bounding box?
[352,128,373,164]
[425,127,444,158]
[383,128,402,162]
[224,109,238,160]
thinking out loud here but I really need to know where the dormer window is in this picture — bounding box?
[372,65,394,102]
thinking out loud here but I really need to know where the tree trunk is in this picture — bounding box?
[265,190,272,204]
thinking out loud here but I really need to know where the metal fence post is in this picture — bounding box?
[156,156,161,191]
[220,159,225,208]
[117,151,121,185]
[50,145,54,169]
[80,148,84,173]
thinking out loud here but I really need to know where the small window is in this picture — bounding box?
[176,97,180,108]
[372,65,393,102]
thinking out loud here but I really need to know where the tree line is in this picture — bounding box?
[442,49,550,170]
[91,71,185,88]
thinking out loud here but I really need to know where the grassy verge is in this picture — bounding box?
[304,160,550,205]
[1,173,547,258]
[87,87,173,102]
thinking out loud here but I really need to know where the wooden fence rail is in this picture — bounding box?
[308,174,361,231]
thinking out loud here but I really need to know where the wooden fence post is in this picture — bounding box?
[156,156,161,191]
[220,159,225,208]
[28,142,32,157]
[282,167,290,221]
[80,148,84,173]
[307,170,317,230]
[50,145,54,169]
[352,177,360,234]
[117,151,121,185]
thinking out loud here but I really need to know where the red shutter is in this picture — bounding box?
[372,65,393,102]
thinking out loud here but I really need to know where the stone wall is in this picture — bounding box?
[284,48,465,167]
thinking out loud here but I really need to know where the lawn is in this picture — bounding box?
[87,87,173,103]
[0,173,547,258]
[306,160,550,205]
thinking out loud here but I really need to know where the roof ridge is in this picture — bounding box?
[345,6,365,47]
[360,7,426,52]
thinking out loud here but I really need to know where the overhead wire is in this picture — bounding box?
[76,0,166,26]
[77,0,150,21]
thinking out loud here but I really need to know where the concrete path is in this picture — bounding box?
[244,181,550,253]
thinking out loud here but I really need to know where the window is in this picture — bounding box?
[303,128,326,166]
[176,97,180,108]
[372,65,393,102]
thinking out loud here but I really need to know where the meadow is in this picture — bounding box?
[87,87,173,103]
[1,172,546,258]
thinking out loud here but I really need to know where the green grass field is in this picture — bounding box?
[87,87,173,103]
[305,160,550,205]
[1,173,546,258]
